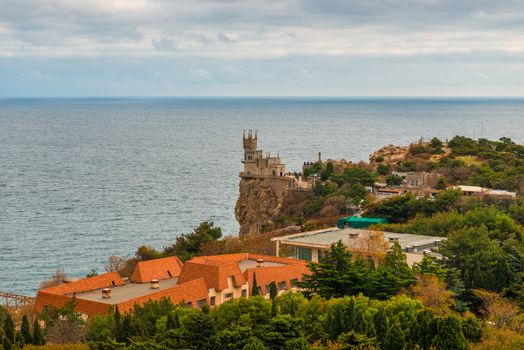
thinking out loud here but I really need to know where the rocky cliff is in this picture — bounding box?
[235,178,286,236]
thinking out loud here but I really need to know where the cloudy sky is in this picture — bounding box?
[1,0,523,96]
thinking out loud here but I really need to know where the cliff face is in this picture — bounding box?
[235,178,285,236]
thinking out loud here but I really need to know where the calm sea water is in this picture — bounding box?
[1,97,524,295]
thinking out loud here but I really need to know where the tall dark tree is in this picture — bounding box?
[382,320,406,350]
[112,306,124,342]
[3,314,14,343]
[20,315,32,345]
[251,272,260,296]
[31,319,45,346]
[432,316,467,350]
[268,281,278,300]
[299,240,368,298]
[373,307,389,346]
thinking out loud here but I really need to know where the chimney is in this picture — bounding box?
[256,259,264,268]
[102,288,111,299]
[150,279,160,289]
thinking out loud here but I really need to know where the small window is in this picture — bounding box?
[197,299,207,307]
[265,284,273,295]
[278,281,286,291]
[241,289,247,297]
[224,292,233,299]
[296,247,312,261]
[210,296,216,306]
[167,270,172,278]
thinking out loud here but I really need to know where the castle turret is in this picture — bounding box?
[243,130,257,151]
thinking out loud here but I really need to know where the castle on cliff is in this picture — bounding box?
[240,130,311,192]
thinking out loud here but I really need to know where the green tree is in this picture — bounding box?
[182,309,216,350]
[382,320,405,350]
[31,319,45,346]
[371,242,414,299]
[386,174,403,187]
[252,272,261,296]
[3,314,14,343]
[431,316,467,350]
[412,255,447,281]
[215,325,254,350]
[430,137,443,149]
[166,221,222,261]
[373,307,389,346]
[337,331,377,350]
[112,306,123,342]
[242,337,266,350]
[20,315,32,345]
[268,282,278,300]
[299,241,370,298]
[435,177,447,190]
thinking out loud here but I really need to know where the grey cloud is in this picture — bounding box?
[152,36,178,52]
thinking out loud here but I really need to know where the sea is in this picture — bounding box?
[1,97,524,296]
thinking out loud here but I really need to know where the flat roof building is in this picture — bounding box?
[34,253,309,318]
[272,227,445,266]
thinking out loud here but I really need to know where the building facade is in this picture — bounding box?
[34,253,309,318]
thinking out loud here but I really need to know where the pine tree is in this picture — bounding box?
[251,272,260,296]
[20,315,32,345]
[382,320,406,350]
[31,319,45,346]
[431,316,467,350]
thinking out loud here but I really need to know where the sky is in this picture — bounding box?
[1,0,524,97]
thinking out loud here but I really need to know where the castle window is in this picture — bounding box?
[241,289,247,297]
[224,292,233,299]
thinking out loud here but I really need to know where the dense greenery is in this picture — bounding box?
[299,241,414,300]
[39,293,478,350]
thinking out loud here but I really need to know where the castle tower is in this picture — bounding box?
[242,130,262,174]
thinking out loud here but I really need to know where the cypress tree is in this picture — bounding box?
[3,314,14,343]
[431,316,467,350]
[113,305,124,342]
[382,320,406,350]
[121,314,134,344]
[3,338,12,350]
[31,319,44,346]
[20,315,32,345]
[251,272,260,296]
[269,281,278,300]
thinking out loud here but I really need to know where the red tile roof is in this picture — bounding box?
[130,256,183,283]
[118,277,209,313]
[177,259,246,291]
[244,265,310,294]
[34,291,114,317]
[40,272,124,295]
